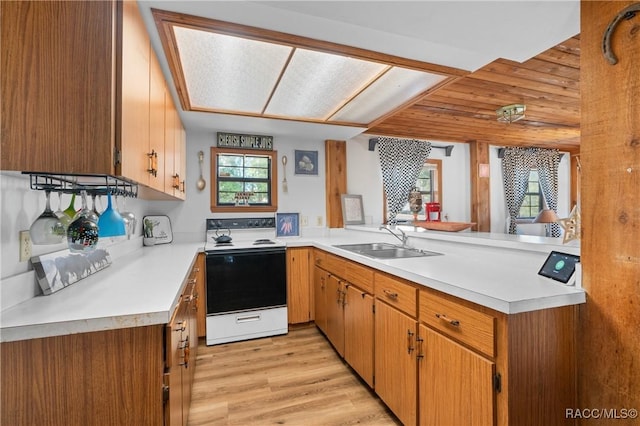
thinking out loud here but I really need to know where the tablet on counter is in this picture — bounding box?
[538,251,581,284]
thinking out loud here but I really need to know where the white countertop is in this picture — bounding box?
[286,227,585,314]
[1,243,203,342]
[1,228,585,343]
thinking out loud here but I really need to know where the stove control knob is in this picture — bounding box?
[216,220,223,228]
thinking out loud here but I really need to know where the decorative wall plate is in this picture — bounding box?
[142,215,173,244]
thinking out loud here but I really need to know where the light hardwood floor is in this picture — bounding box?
[188,325,401,425]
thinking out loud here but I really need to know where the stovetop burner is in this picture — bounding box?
[254,239,276,245]
[215,242,234,247]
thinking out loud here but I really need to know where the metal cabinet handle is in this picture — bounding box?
[172,174,180,190]
[180,336,190,367]
[435,313,460,327]
[383,289,398,300]
[416,335,424,360]
[174,320,186,332]
[147,150,158,177]
[407,329,415,354]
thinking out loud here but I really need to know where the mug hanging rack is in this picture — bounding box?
[23,172,138,198]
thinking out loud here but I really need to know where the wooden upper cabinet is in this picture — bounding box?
[1,0,186,200]
[118,0,151,183]
[1,1,116,173]
[148,50,167,192]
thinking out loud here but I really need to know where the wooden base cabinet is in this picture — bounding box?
[344,285,374,387]
[313,250,375,387]
[418,325,494,426]
[0,255,201,426]
[287,247,312,324]
[374,300,418,426]
[313,265,328,334]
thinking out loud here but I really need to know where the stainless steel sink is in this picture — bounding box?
[334,242,441,259]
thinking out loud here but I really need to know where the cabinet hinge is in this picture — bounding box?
[162,372,170,403]
[493,373,502,393]
[114,147,122,166]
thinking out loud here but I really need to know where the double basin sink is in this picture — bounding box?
[334,242,441,259]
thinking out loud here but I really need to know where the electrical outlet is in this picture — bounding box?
[316,216,323,226]
[300,215,309,227]
[19,230,32,262]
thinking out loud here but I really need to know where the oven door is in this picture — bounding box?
[205,247,286,315]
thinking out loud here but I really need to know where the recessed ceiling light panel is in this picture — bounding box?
[174,27,292,113]
[331,68,446,123]
[264,49,387,119]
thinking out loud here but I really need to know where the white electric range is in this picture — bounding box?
[203,217,288,345]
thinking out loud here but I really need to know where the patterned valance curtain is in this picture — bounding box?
[501,147,561,235]
[377,137,432,224]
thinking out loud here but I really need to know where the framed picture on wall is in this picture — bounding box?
[294,150,318,175]
[276,212,300,237]
[341,194,365,225]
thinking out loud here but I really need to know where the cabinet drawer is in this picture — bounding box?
[374,273,417,317]
[343,261,374,293]
[419,291,495,357]
[315,252,345,277]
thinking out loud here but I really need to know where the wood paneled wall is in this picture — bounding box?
[580,0,640,417]
[468,140,491,231]
[325,140,347,228]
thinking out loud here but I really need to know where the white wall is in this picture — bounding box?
[0,172,148,279]
[346,134,471,225]
[0,134,574,280]
[146,129,328,241]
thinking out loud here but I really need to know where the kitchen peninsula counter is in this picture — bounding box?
[288,226,585,315]
[1,228,585,343]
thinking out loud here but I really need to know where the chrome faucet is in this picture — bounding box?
[379,225,408,247]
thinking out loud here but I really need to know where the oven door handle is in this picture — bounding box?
[206,247,285,256]
[236,313,262,323]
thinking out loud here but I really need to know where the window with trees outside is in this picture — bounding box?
[210,148,278,212]
[518,169,542,219]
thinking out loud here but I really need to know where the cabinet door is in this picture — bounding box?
[375,301,417,426]
[166,301,187,426]
[419,325,494,426]
[148,50,166,192]
[313,266,328,333]
[287,247,312,324]
[1,1,115,173]
[164,95,177,196]
[195,253,206,338]
[118,0,150,183]
[344,285,374,387]
[325,274,345,357]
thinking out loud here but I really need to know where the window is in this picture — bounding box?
[394,159,442,220]
[518,170,542,219]
[210,148,278,212]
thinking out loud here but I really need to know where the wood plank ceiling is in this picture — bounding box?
[368,36,581,152]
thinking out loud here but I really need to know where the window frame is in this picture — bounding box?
[384,159,443,222]
[517,169,543,220]
[210,147,278,213]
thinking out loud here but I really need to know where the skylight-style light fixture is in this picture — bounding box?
[153,10,461,128]
[496,104,526,123]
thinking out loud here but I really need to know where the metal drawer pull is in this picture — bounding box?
[236,314,261,323]
[407,329,415,354]
[383,289,399,300]
[435,313,460,327]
